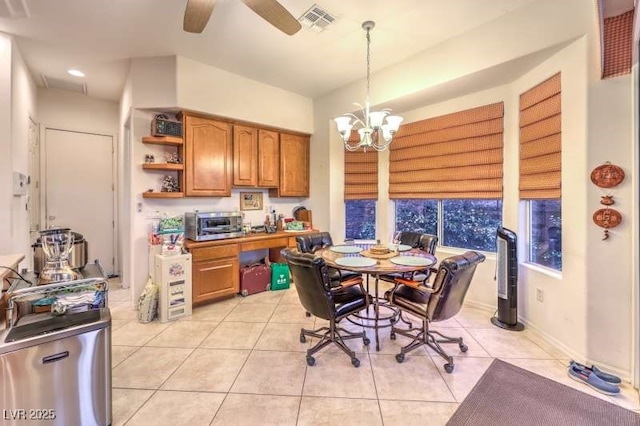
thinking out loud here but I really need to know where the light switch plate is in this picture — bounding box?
[12,171,28,196]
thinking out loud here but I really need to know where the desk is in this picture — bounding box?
[318,245,436,351]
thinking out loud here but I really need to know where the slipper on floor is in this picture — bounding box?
[568,363,620,396]
[570,360,621,384]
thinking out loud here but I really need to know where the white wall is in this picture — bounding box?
[311,0,635,378]
[10,39,37,264]
[0,34,37,266]
[176,56,313,133]
[37,88,120,273]
[126,56,314,302]
[0,34,13,255]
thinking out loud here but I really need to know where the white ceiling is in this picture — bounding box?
[0,0,541,101]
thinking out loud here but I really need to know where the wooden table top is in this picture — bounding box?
[318,245,436,275]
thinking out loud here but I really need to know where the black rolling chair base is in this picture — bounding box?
[300,325,370,368]
[390,324,468,373]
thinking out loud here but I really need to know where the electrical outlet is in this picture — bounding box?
[536,288,544,302]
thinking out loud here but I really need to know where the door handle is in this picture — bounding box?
[42,351,69,364]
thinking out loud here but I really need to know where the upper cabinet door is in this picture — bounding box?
[272,133,309,197]
[184,115,232,197]
[233,125,258,186]
[257,129,279,187]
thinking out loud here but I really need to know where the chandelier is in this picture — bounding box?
[334,21,403,151]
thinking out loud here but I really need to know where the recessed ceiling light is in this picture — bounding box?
[67,69,85,77]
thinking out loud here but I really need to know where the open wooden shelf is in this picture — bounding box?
[142,163,184,171]
[142,191,184,199]
[142,135,183,146]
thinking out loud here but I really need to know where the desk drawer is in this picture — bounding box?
[242,237,288,252]
[191,244,239,262]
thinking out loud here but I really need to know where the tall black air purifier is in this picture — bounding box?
[491,227,524,331]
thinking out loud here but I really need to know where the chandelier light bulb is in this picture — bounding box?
[333,21,403,152]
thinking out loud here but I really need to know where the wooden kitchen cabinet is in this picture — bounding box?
[184,114,233,196]
[270,133,310,197]
[233,127,280,188]
[190,244,239,304]
[233,125,257,186]
[257,129,279,187]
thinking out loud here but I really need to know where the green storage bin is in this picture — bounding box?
[270,263,291,291]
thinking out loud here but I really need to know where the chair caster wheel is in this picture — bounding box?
[390,333,396,340]
[460,343,468,352]
[306,356,316,366]
[363,337,371,346]
[305,311,311,317]
[444,363,454,373]
[300,334,306,343]
[395,353,405,363]
[351,358,360,368]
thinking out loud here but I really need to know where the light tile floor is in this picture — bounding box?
[107,281,640,426]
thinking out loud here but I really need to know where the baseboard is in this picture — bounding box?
[462,302,632,383]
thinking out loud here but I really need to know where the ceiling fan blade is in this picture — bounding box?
[242,0,302,35]
[183,0,216,33]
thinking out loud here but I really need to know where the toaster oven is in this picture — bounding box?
[184,211,243,241]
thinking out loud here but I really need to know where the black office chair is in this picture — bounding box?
[380,232,438,285]
[386,251,485,373]
[296,232,362,286]
[282,248,371,367]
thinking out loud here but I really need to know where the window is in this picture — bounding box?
[443,199,502,251]
[345,199,376,240]
[519,73,562,271]
[395,199,502,252]
[395,199,437,236]
[529,200,561,270]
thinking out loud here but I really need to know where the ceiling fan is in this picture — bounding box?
[183,0,302,35]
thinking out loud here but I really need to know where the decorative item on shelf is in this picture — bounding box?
[333,21,403,152]
[151,113,183,137]
[164,151,181,164]
[593,208,622,240]
[240,192,263,211]
[161,175,180,192]
[145,154,155,163]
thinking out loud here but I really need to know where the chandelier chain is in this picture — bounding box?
[366,26,371,107]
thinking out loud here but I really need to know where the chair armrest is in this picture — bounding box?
[338,277,363,289]
[394,277,437,293]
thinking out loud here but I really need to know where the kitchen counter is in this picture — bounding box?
[183,229,317,250]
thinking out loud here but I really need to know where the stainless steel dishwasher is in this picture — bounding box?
[0,277,111,426]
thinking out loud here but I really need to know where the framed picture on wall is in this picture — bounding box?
[240,192,263,211]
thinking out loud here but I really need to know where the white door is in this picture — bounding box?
[45,129,116,276]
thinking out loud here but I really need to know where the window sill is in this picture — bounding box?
[522,262,562,279]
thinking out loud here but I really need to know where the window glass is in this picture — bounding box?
[345,199,376,240]
[442,199,503,252]
[394,199,438,236]
[529,199,562,271]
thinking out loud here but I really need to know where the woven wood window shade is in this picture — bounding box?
[602,9,633,79]
[519,73,561,199]
[388,102,504,199]
[344,132,378,200]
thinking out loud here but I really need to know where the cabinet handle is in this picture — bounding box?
[200,264,232,272]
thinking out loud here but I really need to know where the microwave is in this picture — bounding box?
[184,211,243,241]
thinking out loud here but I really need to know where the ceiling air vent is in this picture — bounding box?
[41,75,87,96]
[298,4,336,33]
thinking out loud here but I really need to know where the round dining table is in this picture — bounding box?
[317,244,437,351]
